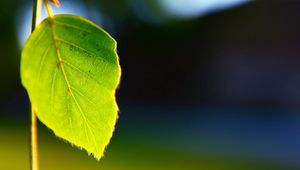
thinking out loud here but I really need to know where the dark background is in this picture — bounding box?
[1,0,300,169]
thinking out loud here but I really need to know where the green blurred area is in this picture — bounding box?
[0,120,296,170]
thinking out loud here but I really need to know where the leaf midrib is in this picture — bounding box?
[47,18,100,154]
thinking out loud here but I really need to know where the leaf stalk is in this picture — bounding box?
[44,0,54,18]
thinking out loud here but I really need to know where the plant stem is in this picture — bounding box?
[31,109,39,170]
[31,0,42,32]
[31,0,42,170]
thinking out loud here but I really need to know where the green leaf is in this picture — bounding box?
[21,14,121,159]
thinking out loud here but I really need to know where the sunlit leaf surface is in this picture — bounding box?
[21,14,121,159]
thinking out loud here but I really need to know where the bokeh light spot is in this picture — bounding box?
[158,0,252,18]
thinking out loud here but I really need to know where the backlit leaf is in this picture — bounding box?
[21,14,121,159]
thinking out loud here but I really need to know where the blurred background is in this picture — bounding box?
[1,0,300,169]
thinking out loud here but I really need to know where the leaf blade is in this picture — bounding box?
[21,14,121,159]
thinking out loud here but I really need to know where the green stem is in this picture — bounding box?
[31,0,42,170]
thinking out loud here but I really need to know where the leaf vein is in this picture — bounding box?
[34,45,52,89]
[57,38,98,56]
[48,18,102,155]
[70,86,97,107]
[54,20,92,33]
[62,60,111,93]
[67,93,75,142]
[50,65,59,112]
